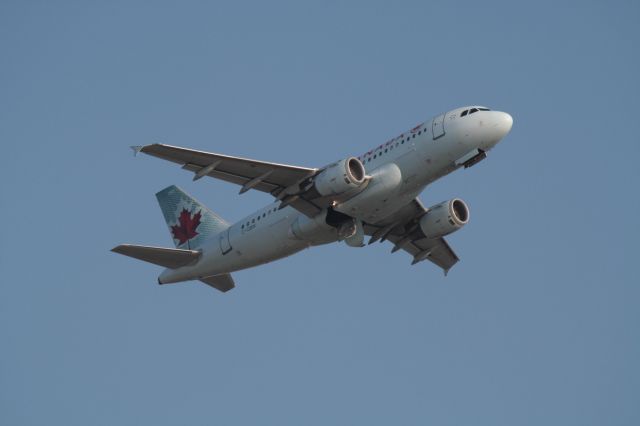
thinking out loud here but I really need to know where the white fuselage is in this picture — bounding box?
[159,106,512,283]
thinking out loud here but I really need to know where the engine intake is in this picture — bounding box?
[314,157,366,197]
[419,198,470,239]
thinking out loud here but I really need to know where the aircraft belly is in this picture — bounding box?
[222,212,308,272]
[289,209,339,245]
[334,163,401,220]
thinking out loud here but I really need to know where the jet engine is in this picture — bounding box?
[314,157,367,197]
[419,199,470,239]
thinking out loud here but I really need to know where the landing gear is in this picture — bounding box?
[338,220,357,240]
[326,207,365,247]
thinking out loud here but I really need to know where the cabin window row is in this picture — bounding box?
[241,207,278,229]
[362,129,425,163]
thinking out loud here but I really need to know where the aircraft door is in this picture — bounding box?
[432,113,446,140]
[219,228,232,255]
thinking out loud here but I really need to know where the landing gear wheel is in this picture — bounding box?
[338,220,357,240]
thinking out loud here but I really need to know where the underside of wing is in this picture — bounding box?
[363,199,460,274]
[136,144,323,216]
[386,234,459,273]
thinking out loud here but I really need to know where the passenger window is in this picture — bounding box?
[412,134,416,138]
[461,110,468,117]
[418,131,422,135]
[384,149,388,153]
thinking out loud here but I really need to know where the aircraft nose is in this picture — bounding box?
[496,111,513,139]
[491,111,513,146]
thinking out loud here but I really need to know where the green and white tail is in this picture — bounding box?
[156,185,229,250]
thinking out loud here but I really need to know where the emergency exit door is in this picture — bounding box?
[432,113,446,139]
[219,228,232,255]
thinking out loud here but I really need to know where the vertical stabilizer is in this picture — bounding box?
[156,185,229,250]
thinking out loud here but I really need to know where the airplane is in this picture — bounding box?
[112,106,513,292]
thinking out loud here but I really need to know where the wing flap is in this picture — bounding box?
[181,163,281,192]
[397,237,459,272]
[111,244,201,269]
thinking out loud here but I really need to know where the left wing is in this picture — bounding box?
[135,144,322,216]
[363,199,460,274]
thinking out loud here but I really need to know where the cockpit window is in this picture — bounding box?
[461,107,490,117]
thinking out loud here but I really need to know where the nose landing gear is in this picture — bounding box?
[455,148,487,169]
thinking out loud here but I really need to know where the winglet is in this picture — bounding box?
[130,145,144,156]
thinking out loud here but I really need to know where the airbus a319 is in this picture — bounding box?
[112,106,513,292]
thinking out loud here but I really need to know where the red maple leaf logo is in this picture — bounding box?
[171,208,201,245]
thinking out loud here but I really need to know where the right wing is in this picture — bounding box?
[386,234,460,274]
[135,144,323,216]
[363,199,460,274]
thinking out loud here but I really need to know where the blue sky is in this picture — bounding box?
[1,1,638,425]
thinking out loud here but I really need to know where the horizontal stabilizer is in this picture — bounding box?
[200,274,235,292]
[112,244,201,269]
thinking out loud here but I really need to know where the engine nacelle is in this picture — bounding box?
[314,157,366,197]
[419,199,470,239]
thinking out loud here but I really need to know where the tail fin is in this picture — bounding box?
[156,185,229,250]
